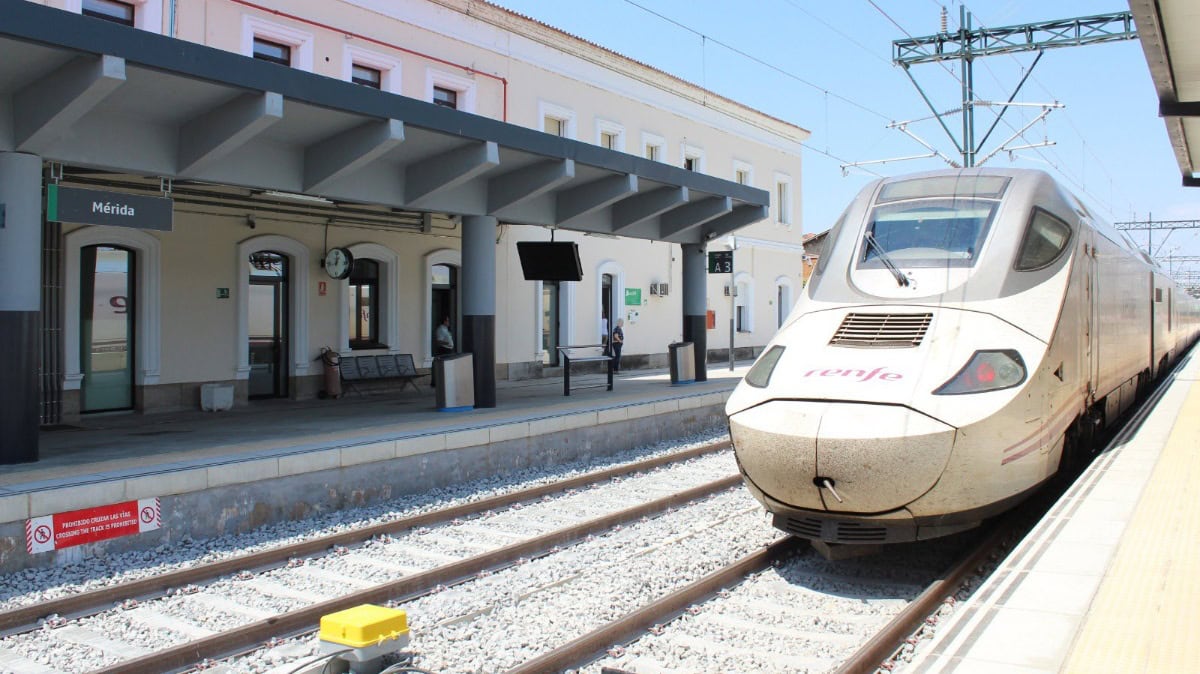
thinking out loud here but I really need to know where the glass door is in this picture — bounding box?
[248,252,288,399]
[431,263,458,353]
[80,246,134,412]
[542,281,559,365]
[601,273,614,350]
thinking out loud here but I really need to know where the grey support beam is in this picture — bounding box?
[659,196,732,239]
[556,174,637,225]
[681,242,708,383]
[178,92,283,175]
[612,186,688,233]
[487,159,575,214]
[14,54,125,153]
[405,141,500,207]
[1160,100,1200,117]
[697,204,769,240]
[304,119,404,193]
[462,215,498,408]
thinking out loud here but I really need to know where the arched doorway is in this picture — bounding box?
[601,273,613,348]
[79,245,135,412]
[247,251,289,399]
[431,262,459,355]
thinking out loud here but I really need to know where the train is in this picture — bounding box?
[725,168,1200,545]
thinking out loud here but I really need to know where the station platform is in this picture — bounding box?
[0,363,749,574]
[909,349,1200,673]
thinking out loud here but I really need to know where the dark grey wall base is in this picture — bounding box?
[1,403,728,574]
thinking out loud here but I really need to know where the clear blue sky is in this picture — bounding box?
[490,0,1199,261]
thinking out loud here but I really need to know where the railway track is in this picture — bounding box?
[1,398,1139,674]
[0,441,739,673]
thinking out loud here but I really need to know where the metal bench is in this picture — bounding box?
[339,353,424,395]
[555,344,614,396]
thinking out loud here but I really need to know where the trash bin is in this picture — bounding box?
[436,352,474,411]
[668,342,695,385]
[319,347,342,399]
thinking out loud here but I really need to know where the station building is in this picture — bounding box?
[0,0,809,464]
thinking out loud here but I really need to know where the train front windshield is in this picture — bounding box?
[859,174,1011,270]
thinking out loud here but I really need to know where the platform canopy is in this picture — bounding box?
[1130,0,1200,187]
[0,0,769,243]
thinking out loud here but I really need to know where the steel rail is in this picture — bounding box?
[504,536,803,674]
[91,474,743,674]
[835,347,1199,673]
[833,522,1011,674]
[0,440,729,634]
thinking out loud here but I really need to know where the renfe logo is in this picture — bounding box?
[803,367,903,382]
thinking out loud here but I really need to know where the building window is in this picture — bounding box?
[733,160,754,186]
[348,259,380,349]
[426,69,476,114]
[642,132,666,163]
[538,100,576,139]
[433,86,458,109]
[734,272,754,333]
[253,37,292,66]
[775,173,793,226]
[545,117,567,137]
[596,120,624,152]
[352,64,382,89]
[243,16,314,71]
[343,45,400,94]
[682,143,705,172]
[83,0,135,25]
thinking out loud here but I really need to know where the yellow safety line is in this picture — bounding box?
[1062,378,1200,674]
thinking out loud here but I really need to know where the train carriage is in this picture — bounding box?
[725,168,1200,544]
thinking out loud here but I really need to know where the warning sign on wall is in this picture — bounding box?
[26,498,161,554]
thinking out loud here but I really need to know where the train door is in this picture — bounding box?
[1084,231,1101,405]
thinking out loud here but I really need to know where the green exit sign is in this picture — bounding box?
[708,250,732,273]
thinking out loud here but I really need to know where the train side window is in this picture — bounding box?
[1015,208,1071,271]
[812,209,848,278]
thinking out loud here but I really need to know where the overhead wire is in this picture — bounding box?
[963,4,1131,218]
[614,0,887,176]
[870,0,1125,217]
[619,0,892,122]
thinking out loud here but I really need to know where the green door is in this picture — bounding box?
[81,245,134,412]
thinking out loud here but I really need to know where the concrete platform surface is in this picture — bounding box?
[0,363,749,573]
[909,351,1200,673]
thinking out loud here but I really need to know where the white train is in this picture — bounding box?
[725,168,1200,544]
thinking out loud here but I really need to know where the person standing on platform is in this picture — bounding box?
[611,318,625,372]
[432,315,454,387]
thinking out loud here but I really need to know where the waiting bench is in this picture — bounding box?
[555,344,614,396]
[339,353,424,395]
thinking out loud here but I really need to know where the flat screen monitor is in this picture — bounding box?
[517,241,583,282]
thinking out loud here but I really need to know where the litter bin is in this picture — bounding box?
[319,347,342,399]
[668,342,695,385]
[436,352,474,411]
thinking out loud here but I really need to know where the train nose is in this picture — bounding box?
[730,401,955,513]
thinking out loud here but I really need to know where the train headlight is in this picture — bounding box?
[745,346,785,388]
[933,349,1026,395]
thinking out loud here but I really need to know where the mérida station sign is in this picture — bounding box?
[46,184,173,231]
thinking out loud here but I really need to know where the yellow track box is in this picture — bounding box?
[319,604,409,648]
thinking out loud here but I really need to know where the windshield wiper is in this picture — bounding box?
[864,232,910,287]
